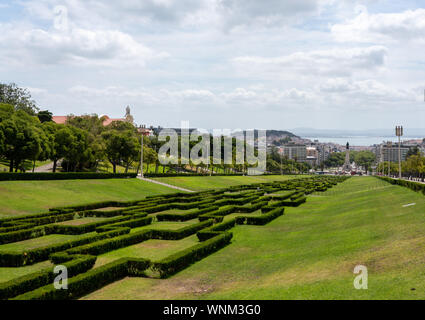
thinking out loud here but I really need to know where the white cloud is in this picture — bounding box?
[216,0,320,29]
[331,7,425,43]
[0,23,166,67]
[233,46,388,77]
[318,78,418,103]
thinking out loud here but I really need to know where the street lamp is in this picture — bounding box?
[139,125,146,178]
[396,126,403,179]
[387,141,392,177]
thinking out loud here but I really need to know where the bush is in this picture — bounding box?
[198,206,236,221]
[66,230,153,256]
[95,216,152,233]
[0,228,129,267]
[151,220,213,240]
[236,207,284,225]
[197,218,236,241]
[156,206,219,222]
[50,215,132,235]
[377,176,425,195]
[153,232,233,278]
[0,255,96,300]
[12,257,150,300]
[0,172,137,181]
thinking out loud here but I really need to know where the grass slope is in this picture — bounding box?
[0,179,178,217]
[152,175,303,191]
[83,177,425,300]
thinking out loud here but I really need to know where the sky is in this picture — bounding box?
[1,0,425,131]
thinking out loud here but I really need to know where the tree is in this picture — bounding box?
[0,111,42,172]
[324,152,345,167]
[353,151,376,174]
[0,103,14,122]
[102,129,139,173]
[0,124,4,157]
[406,146,420,159]
[0,83,39,115]
[120,131,140,173]
[37,110,53,123]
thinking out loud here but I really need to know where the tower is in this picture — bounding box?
[343,142,351,172]
[124,106,134,124]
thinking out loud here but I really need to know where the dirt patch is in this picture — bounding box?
[94,207,123,212]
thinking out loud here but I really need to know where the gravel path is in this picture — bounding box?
[137,176,195,193]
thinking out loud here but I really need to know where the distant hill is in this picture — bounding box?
[231,129,302,145]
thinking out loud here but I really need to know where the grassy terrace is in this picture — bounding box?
[0,179,178,217]
[82,177,425,300]
[152,175,303,191]
[0,175,301,217]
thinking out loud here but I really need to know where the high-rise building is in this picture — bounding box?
[282,144,307,162]
[376,143,412,162]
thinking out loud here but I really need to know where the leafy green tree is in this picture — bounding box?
[324,152,345,167]
[62,126,93,172]
[102,129,139,173]
[37,110,53,123]
[353,151,376,174]
[0,83,39,115]
[0,103,14,121]
[0,110,42,172]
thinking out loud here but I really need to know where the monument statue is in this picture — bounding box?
[124,105,134,124]
[343,142,351,172]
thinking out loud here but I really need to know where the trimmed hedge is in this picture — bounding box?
[151,220,213,240]
[0,255,96,300]
[198,206,236,221]
[261,196,306,212]
[95,216,152,233]
[153,232,233,278]
[13,257,150,300]
[197,218,236,241]
[0,228,129,267]
[65,230,153,256]
[0,172,137,181]
[377,176,425,194]
[156,206,219,222]
[236,207,284,226]
[234,201,268,213]
[50,215,133,235]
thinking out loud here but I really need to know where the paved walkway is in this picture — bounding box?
[34,162,54,173]
[137,176,195,193]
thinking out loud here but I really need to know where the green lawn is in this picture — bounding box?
[152,175,304,191]
[0,179,178,217]
[83,177,425,300]
[0,261,53,284]
[0,234,96,252]
[94,235,199,268]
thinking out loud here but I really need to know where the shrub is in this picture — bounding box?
[0,228,129,267]
[50,215,132,235]
[236,207,284,226]
[152,232,233,278]
[95,216,152,233]
[151,220,213,240]
[12,257,150,300]
[198,206,236,221]
[156,206,219,222]
[66,230,153,256]
[0,256,96,300]
[197,218,236,241]
[0,172,137,181]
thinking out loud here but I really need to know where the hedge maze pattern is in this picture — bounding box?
[0,176,348,300]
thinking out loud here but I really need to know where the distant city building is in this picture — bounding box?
[306,147,318,166]
[52,107,136,128]
[375,143,413,162]
[282,144,307,162]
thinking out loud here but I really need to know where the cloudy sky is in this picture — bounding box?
[1,0,425,131]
